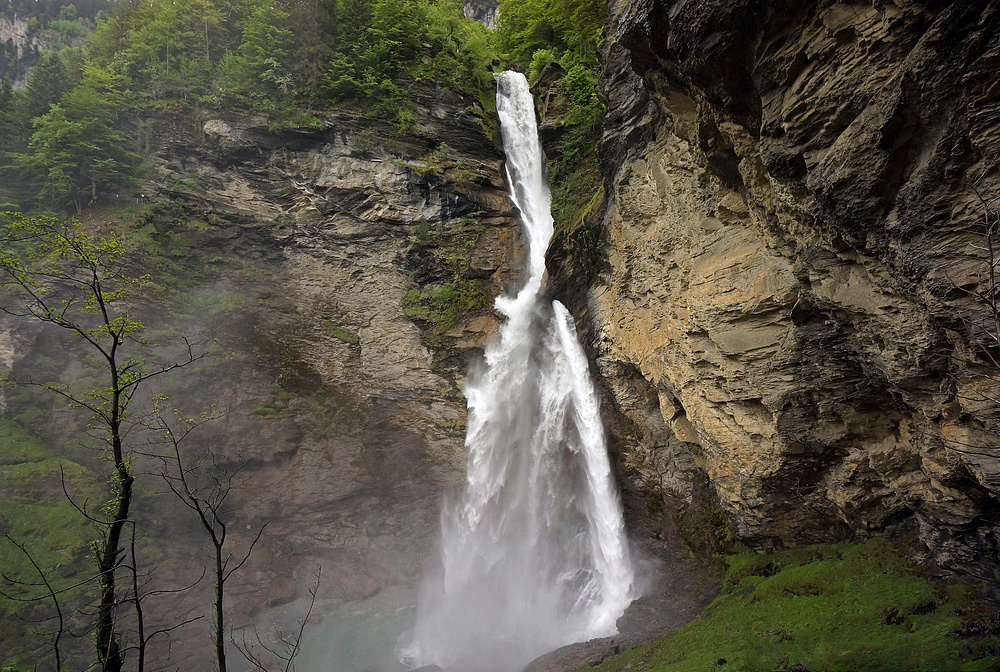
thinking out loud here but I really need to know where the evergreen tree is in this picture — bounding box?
[25,50,72,118]
[215,0,292,104]
[16,85,140,212]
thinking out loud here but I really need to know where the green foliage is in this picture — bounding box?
[403,279,487,332]
[495,0,608,248]
[585,538,1000,672]
[80,0,496,127]
[322,320,361,345]
[25,48,83,119]
[550,152,602,233]
[215,0,293,106]
[89,0,222,98]
[250,402,284,418]
[493,0,605,66]
[403,214,488,333]
[326,0,496,127]
[0,213,153,417]
[14,84,141,212]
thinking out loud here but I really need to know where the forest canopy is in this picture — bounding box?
[1,0,607,215]
[0,0,501,211]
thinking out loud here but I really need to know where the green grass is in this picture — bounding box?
[587,538,1000,672]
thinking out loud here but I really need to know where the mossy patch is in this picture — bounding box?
[250,402,284,419]
[551,153,603,235]
[403,280,487,333]
[585,537,1000,672]
[403,215,489,335]
[322,320,360,345]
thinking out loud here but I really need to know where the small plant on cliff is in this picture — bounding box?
[403,279,487,333]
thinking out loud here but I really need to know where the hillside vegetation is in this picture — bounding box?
[1,0,607,219]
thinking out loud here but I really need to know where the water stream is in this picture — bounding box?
[405,71,636,672]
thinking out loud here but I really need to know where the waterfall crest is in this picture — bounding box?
[406,71,636,672]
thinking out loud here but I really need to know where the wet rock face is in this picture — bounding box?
[0,85,519,669]
[145,91,520,663]
[591,0,1000,572]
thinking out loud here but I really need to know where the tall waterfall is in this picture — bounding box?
[406,71,636,672]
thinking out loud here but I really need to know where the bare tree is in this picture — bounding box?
[233,567,321,672]
[0,534,71,671]
[149,409,265,672]
[941,189,1000,459]
[0,212,202,671]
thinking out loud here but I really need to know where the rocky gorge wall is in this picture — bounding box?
[573,0,1000,574]
[1,83,526,668]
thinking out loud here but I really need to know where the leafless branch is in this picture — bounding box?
[0,534,65,671]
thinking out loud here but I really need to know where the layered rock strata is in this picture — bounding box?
[584,0,1000,573]
[2,85,518,669]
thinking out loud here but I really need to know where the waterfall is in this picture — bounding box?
[405,71,636,672]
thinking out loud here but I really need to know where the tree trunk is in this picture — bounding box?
[215,544,226,672]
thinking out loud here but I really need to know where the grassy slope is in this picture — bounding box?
[586,538,1000,672]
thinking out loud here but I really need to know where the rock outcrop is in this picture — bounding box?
[0,14,48,87]
[578,0,1000,574]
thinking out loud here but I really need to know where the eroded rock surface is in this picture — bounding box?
[2,85,520,669]
[582,0,1000,573]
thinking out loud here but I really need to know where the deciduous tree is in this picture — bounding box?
[15,85,140,212]
[0,213,200,671]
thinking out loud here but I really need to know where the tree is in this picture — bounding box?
[215,0,293,105]
[0,77,31,208]
[285,0,338,96]
[89,0,226,98]
[150,410,265,672]
[493,0,606,65]
[0,213,200,672]
[15,84,140,212]
[25,50,74,119]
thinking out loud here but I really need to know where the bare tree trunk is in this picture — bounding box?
[96,400,132,672]
[215,543,227,672]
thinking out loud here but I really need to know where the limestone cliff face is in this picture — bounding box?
[581,0,1000,572]
[1,85,518,669]
[140,86,520,635]
[0,14,48,87]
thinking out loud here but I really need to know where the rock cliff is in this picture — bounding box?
[0,13,48,86]
[574,0,1000,574]
[2,84,521,668]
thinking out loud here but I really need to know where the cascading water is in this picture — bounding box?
[405,71,636,672]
